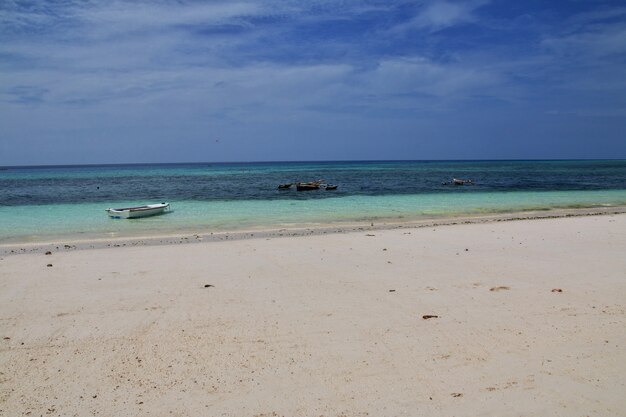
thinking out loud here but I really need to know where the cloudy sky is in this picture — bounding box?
[1,0,625,165]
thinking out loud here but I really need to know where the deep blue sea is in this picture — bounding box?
[1,160,625,242]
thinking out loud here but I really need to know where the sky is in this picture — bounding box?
[1,0,625,165]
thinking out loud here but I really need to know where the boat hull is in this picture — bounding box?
[106,203,170,219]
[452,178,473,186]
[296,185,319,191]
[296,182,320,191]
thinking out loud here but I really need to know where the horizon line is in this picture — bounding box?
[2,158,626,169]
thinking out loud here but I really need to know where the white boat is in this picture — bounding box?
[106,202,170,219]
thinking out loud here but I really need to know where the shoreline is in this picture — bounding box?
[2,205,626,255]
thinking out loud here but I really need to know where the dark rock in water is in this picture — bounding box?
[422,315,439,320]
[47,264,53,267]
[204,284,214,288]
[45,251,52,255]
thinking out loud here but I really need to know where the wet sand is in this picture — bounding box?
[1,214,625,416]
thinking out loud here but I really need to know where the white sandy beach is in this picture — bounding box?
[1,214,625,416]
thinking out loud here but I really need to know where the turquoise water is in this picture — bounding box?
[1,189,625,243]
[1,161,625,242]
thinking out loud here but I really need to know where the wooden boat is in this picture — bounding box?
[278,183,293,189]
[324,184,338,190]
[106,202,170,219]
[296,182,320,191]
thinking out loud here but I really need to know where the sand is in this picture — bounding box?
[1,214,625,416]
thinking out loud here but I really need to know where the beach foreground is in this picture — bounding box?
[1,215,625,416]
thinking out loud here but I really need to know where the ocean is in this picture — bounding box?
[1,160,625,242]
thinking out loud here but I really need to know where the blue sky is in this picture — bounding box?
[1,0,625,164]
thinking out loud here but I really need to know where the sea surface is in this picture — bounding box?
[1,160,625,242]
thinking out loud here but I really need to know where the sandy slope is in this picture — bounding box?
[1,214,625,416]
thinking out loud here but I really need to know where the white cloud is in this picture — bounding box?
[542,25,626,59]
[1,50,512,122]
[414,1,476,29]
[392,0,488,33]
[74,1,263,38]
